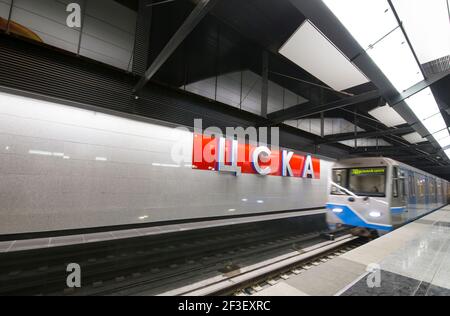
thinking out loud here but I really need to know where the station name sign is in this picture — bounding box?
[192,133,320,179]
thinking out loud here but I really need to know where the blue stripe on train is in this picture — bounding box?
[390,207,406,214]
[326,203,393,231]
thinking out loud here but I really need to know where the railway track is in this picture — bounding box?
[0,216,359,296]
[161,234,364,296]
[229,236,365,296]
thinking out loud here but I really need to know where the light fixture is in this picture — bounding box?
[279,19,368,91]
[323,0,449,156]
[422,114,447,135]
[445,149,450,159]
[257,200,264,204]
[366,28,424,93]
[438,137,450,149]
[323,0,398,51]
[392,0,450,64]
[433,129,450,141]
[323,0,424,93]
[332,208,344,214]
[405,88,441,120]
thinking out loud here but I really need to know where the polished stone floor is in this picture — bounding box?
[253,205,450,296]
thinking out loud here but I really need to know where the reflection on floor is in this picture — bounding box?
[253,205,450,296]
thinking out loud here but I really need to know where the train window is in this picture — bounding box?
[417,176,426,198]
[348,167,386,197]
[331,169,348,195]
[408,174,415,196]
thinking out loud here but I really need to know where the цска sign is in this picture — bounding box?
[192,133,320,179]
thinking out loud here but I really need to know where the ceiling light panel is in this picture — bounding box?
[323,0,424,93]
[279,20,369,91]
[438,136,450,148]
[433,129,450,141]
[422,113,447,135]
[366,28,424,93]
[392,0,450,64]
[322,0,398,50]
[445,149,450,159]
[402,132,426,144]
[368,104,407,127]
[405,88,441,120]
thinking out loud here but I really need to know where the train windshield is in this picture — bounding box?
[331,167,386,197]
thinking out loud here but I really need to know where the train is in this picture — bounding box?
[326,157,450,236]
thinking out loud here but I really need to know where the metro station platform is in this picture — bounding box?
[254,205,450,296]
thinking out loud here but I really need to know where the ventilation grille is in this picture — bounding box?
[132,0,153,75]
[0,35,260,131]
[422,55,450,76]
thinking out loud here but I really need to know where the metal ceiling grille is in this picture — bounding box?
[422,55,450,76]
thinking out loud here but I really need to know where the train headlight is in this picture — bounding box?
[332,208,344,214]
[369,211,382,218]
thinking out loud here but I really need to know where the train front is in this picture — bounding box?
[326,159,393,235]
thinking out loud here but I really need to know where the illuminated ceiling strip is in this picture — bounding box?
[322,0,424,93]
[322,0,449,159]
[392,0,450,64]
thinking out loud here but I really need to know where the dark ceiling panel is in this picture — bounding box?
[212,0,305,51]
[114,0,139,11]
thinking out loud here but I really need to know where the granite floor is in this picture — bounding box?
[252,205,450,296]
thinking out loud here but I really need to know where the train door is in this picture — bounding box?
[416,174,426,215]
[434,179,439,208]
[430,178,436,210]
[436,180,442,206]
[424,176,430,211]
[448,182,450,204]
[391,167,407,224]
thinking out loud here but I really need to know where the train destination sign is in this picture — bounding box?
[351,168,386,176]
[192,133,321,179]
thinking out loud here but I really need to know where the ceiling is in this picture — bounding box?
[128,0,450,178]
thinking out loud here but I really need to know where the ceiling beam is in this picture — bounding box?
[420,165,450,174]
[390,70,450,105]
[133,0,218,93]
[349,144,437,155]
[320,126,414,144]
[268,90,381,124]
